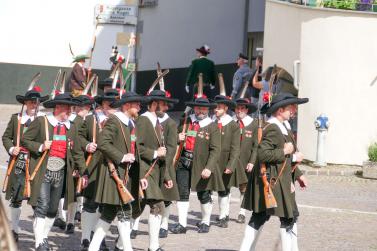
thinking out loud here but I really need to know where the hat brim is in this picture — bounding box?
[16,95,49,104]
[146,96,179,104]
[214,100,236,109]
[111,96,145,108]
[264,97,309,115]
[185,101,216,108]
[43,99,79,109]
[196,48,209,55]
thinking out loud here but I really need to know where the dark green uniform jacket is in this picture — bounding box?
[78,113,103,200]
[159,114,180,201]
[179,114,223,192]
[136,112,169,201]
[213,114,245,190]
[95,112,139,206]
[2,112,43,201]
[186,57,216,85]
[21,113,85,208]
[235,115,258,181]
[243,118,299,219]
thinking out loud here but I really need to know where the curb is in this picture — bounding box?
[300,169,358,177]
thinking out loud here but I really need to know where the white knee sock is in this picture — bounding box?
[67,202,77,224]
[117,220,133,251]
[280,227,292,251]
[148,214,161,251]
[77,196,84,213]
[239,194,246,215]
[225,193,231,217]
[81,211,100,242]
[160,204,171,230]
[10,207,21,233]
[43,217,55,239]
[218,196,229,219]
[57,198,66,221]
[201,202,213,226]
[291,223,299,251]
[33,217,45,248]
[131,216,140,231]
[88,219,111,251]
[176,201,189,227]
[239,224,263,251]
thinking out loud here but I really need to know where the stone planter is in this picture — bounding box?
[362,161,377,179]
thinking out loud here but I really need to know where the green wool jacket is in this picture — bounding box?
[78,114,103,200]
[237,116,259,180]
[2,113,33,201]
[243,119,299,219]
[159,114,180,201]
[136,112,169,201]
[186,57,216,85]
[214,115,245,190]
[95,113,139,206]
[179,114,223,192]
[21,114,85,208]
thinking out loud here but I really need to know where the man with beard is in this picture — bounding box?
[170,93,222,234]
[2,85,48,242]
[240,93,308,251]
[88,91,143,251]
[21,93,85,251]
[135,91,174,251]
[232,97,258,224]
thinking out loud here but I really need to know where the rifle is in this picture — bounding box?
[257,107,277,209]
[2,106,23,193]
[108,160,134,204]
[173,111,189,169]
[87,15,100,83]
[76,105,101,196]
[23,156,31,199]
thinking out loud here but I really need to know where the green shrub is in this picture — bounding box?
[368,143,377,162]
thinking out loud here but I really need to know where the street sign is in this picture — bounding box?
[95,5,138,25]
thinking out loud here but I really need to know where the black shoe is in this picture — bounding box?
[99,239,109,251]
[130,229,138,239]
[218,218,228,228]
[12,231,19,242]
[159,228,168,238]
[215,215,230,222]
[170,223,187,234]
[148,248,164,251]
[236,214,246,224]
[65,223,75,234]
[36,238,49,251]
[197,223,210,233]
[81,239,90,251]
[75,211,81,222]
[114,246,123,251]
[53,218,66,230]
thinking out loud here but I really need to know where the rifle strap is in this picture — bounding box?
[30,116,50,181]
[115,117,131,185]
[16,115,21,147]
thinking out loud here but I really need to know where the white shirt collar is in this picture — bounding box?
[267,116,288,136]
[19,111,44,124]
[158,113,169,123]
[68,113,77,122]
[218,114,233,126]
[96,111,108,123]
[46,112,71,129]
[283,120,291,131]
[78,62,84,67]
[233,115,253,127]
[190,114,212,128]
[141,111,158,127]
[114,111,133,126]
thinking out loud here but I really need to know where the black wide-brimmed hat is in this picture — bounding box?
[185,95,216,108]
[235,97,258,113]
[43,93,79,108]
[146,90,179,104]
[111,91,144,108]
[99,77,120,88]
[16,87,49,104]
[261,92,309,115]
[213,95,236,109]
[196,45,210,55]
[75,95,94,106]
[94,89,119,105]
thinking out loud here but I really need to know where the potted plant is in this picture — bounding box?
[363,142,377,179]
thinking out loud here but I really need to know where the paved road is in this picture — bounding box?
[0,104,376,251]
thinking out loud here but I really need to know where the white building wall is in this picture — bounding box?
[264,0,377,165]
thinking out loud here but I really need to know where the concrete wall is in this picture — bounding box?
[248,0,266,32]
[264,0,377,165]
